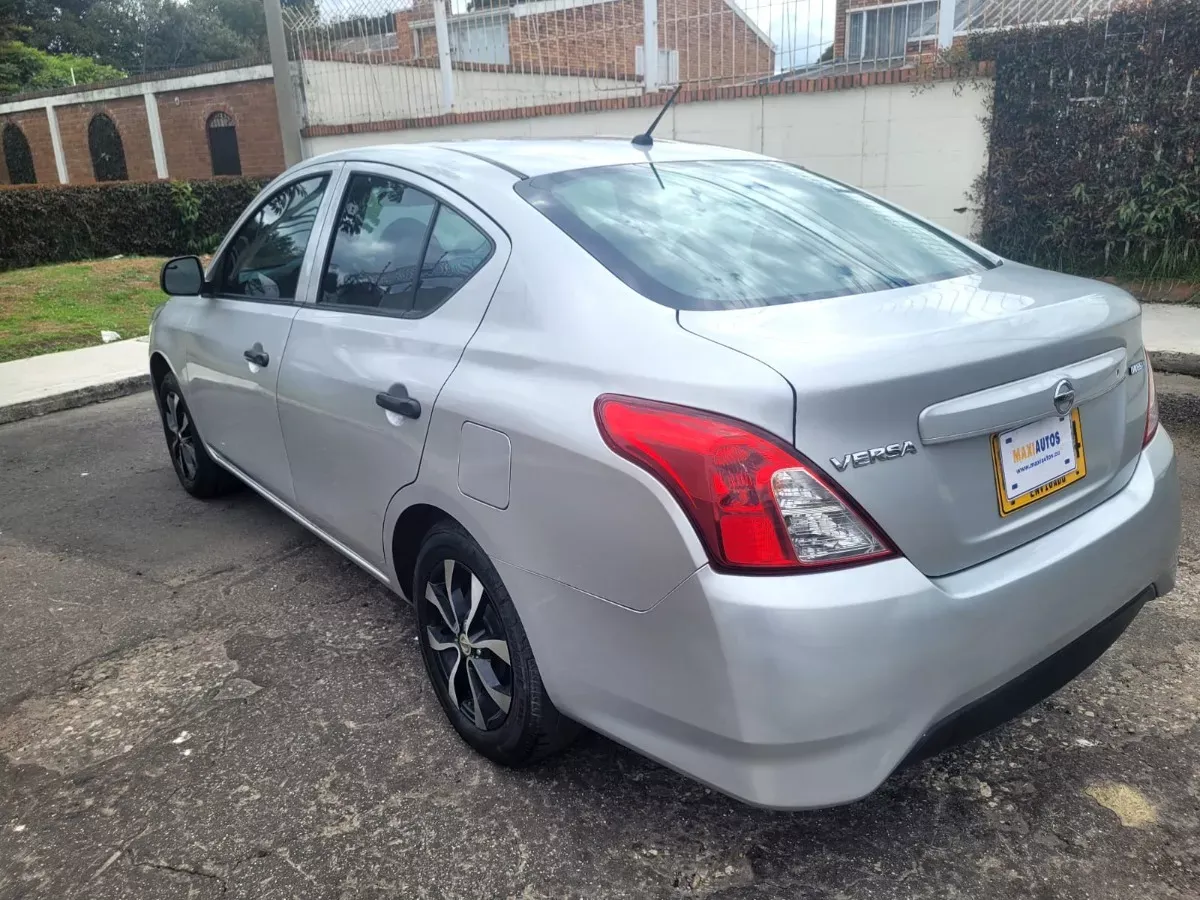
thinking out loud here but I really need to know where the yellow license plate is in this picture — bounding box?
[991,408,1086,516]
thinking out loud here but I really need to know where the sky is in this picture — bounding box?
[753,0,839,67]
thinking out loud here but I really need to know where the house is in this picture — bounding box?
[830,0,1118,66]
[392,0,776,86]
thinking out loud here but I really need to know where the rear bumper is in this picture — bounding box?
[503,428,1181,810]
[900,584,1154,767]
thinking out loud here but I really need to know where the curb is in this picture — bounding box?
[0,374,151,426]
[1149,350,1200,380]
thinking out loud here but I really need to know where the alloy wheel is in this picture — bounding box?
[163,390,198,482]
[422,558,513,731]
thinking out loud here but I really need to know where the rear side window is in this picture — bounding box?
[320,173,493,316]
[413,206,492,315]
[515,160,993,311]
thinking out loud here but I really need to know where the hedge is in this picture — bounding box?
[968,0,1200,281]
[0,176,271,271]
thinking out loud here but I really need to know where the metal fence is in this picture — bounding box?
[281,0,1119,130]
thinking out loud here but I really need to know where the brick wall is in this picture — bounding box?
[55,97,157,184]
[156,79,284,179]
[401,0,774,83]
[0,66,285,186]
[662,0,774,83]
[509,0,643,78]
[0,110,55,185]
[511,0,774,82]
[395,0,440,63]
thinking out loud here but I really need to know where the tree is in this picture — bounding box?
[7,0,268,75]
[132,0,268,72]
[11,0,126,58]
[0,41,124,95]
[0,0,24,42]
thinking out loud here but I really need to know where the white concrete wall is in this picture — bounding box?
[304,79,991,235]
[301,59,639,126]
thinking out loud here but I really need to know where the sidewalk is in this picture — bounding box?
[2,304,1200,426]
[0,337,150,425]
[1142,304,1200,378]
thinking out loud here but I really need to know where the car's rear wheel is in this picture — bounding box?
[156,372,240,499]
[414,522,579,766]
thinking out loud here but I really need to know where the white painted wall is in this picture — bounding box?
[304,79,991,235]
[301,59,640,126]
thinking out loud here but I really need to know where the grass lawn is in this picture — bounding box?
[0,258,167,363]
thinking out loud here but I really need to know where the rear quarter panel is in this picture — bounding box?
[384,203,796,611]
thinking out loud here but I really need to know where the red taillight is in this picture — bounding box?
[1144,359,1159,447]
[594,395,895,573]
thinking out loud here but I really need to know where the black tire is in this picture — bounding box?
[156,372,240,499]
[414,521,579,766]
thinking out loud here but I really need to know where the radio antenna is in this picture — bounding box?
[632,84,682,148]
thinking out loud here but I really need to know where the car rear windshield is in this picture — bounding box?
[514,160,995,311]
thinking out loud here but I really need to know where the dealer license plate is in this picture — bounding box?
[991,409,1087,516]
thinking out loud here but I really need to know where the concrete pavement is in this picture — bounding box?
[1,303,1200,425]
[1142,304,1200,377]
[0,337,150,425]
[3,389,1200,898]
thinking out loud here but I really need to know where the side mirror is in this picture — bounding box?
[161,255,205,296]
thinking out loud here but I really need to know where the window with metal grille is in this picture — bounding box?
[847,1,938,62]
[207,111,242,177]
[2,124,36,184]
[88,114,127,182]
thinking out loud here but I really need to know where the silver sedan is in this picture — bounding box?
[150,138,1180,809]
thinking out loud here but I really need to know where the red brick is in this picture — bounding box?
[155,79,284,180]
[54,98,156,184]
[0,109,55,185]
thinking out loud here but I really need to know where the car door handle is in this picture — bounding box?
[243,344,269,367]
[376,386,421,420]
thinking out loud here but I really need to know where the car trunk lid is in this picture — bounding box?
[678,263,1149,576]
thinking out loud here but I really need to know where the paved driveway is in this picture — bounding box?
[2,387,1200,900]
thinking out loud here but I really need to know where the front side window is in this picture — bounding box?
[320,173,492,316]
[516,159,992,311]
[217,175,329,301]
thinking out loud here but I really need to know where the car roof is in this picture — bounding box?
[306,138,766,181]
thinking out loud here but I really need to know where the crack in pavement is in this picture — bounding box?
[138,858,227,892]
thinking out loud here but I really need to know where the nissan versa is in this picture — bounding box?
[149,138,1181,809]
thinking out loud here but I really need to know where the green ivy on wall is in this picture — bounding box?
[969,0,1200,280]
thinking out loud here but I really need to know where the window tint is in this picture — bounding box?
[413,205,492,315]
[320,173,491,316]
[218,175,329,301]
[516,160,993,311]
